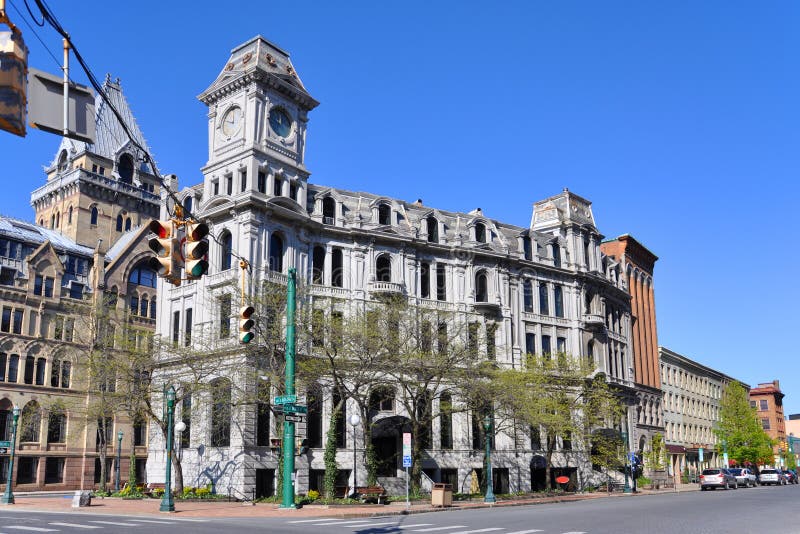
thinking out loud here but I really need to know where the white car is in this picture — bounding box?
[727,468,757,487]
[758,468,784,486]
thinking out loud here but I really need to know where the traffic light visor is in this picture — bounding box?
[149,219,172,238]
[186,222,209,241]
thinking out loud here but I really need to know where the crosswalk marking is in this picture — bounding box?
[395,525,434,530]
[88,520,142,526]
[288,518,343,524]
[411,527,468,532]
[447,529,504,534]
[6,528,59,532]
[49,523,103,530]
[506,530,544,534]
[561,532,587,534]
[127,520,176,524]
[313,520,372,526]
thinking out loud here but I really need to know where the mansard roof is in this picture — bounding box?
[199,36,318,109]
[0,216,94,258]
[49,75,155,173]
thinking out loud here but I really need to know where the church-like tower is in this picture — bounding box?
[29,75,163,253]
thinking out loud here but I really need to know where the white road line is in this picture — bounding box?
[561,532,587,534]
[288,519,344,524]
[313,520,372,526]
[411,527,468,532]
[49,523,102,530]
[506,530,544,534]
[447,529,504,534]
[395,525,434,530]
[6,528,59,532]
[88,520,142,526]
[126,520,176,524]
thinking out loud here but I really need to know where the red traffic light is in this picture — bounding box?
[149,219,172,239]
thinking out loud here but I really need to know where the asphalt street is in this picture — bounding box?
[0,484,797,534]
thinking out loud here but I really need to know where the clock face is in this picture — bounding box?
[269,108,292,138]
[221,107,242,136]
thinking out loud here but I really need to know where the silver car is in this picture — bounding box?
[758,468,784,486]
[700,468,738,490]
[727,468,757,487]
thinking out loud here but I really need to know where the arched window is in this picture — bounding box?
[55,212,60,228]
[375,254,392,282]
[129,263,158,288]
[551,243,561,268]
[474,222,486,243]
[523,280,533,312]
[426,216,438,243]
[322,197,336,224]
[116,215,123,232]
[149,299,156,320]
[183,196,193,214]
[35,357,46,385]
[554,285,564,317]
[210,378,231,447]
[539,283,549,315]
[420,262,431,298]
[220,231,233,271]
[50,356,71,388]
[378,204,391,225]
[268,233,284,273]
[0,398,12,441]
[331,248,343,288]
[118,153,134,184]
[50,214,55,228]
[57,150,68,172]
[140,296,148,317]
[67,206,73,225]
[475,271,488,302]
[439,393,453,450]
[90,206,98,226]
[47,405,66,444]
[124,217,132,231]
[312,246,325,284]
[20,401,41,442]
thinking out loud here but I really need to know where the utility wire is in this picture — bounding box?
[7,0,61,69]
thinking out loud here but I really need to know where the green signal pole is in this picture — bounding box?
[280,268,297,509]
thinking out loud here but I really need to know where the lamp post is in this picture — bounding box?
[1,406,20,505]
[279,268,298,509]
[174,421,186,463]
[483,414,496,503]
[349,413,361,497]
[160,386,176,513]
[621,430,632,494]
[115,431,123,492]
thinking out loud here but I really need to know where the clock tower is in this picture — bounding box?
[197,36,319,214]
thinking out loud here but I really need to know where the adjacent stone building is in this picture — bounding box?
[0,77,162,491]
[749,380,787,464]
[147,36,642,498]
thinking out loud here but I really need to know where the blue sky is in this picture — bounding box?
[3,1,799,415]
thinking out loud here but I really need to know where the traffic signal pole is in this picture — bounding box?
[280,268,297,509]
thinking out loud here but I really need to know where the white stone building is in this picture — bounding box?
[147,36,638,498]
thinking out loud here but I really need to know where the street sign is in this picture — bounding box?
[402,455,412,467]
[283,404,308,414]
[699,447,704,462]
[0,440,11,448]
[274,395,297,405]
[403,432,411,457]
[284,414,306,423]
[0,448,7,454]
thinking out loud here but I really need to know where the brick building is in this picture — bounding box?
[749,380,787,464]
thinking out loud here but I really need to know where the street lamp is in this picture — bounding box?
[349,413,361,497]
[115,431,124,492]
[1,406,20,505]
[160,386,176,513]
[175,421,187,463]
[483,414,496,503]
[621,430,632,494]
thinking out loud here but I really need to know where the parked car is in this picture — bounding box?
[780,469,798,485]
[758,468,784,486]
[727,468,757,487]
[700,468,738,490]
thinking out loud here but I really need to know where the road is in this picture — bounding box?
[0,484,797,534]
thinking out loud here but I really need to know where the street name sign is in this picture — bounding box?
[283,404,308,414]
[274,395,297,405]
[0,447,7,454]
[0,440,11,448]
[284,414,306,423]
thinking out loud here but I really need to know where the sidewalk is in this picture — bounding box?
[4,485,698,519]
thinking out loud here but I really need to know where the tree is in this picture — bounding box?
[715,381,774,466]
[492,352,624,489]
[589,428,625,492]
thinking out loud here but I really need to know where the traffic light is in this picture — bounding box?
[185,221,209,280]
[239,305,255,344]
[148,219,183,285]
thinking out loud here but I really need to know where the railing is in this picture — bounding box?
[368,281,404,294]
[309,284,349,298]
[582,313,605,327]
[205,268,238,288]
[322,216,335,225]
[30,168,159,204]
[418,298,457,312]
[263,270,289,285]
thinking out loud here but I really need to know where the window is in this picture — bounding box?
[369,387,395,412]
[226,175,233,195]
[129,265,158,288]
[331,311,343,350]
[20,401,41,442]
[522,236,532,260]
[44,277,53,297]
[552,244,561,268]
[23,355,35,384]
[332,248,343,287]
[116,215,123,232]
[50,357,70,388]
[531,426,541,450]
[0,267,15,286]
[437,322,448,354]
[219,295,231,338]
[539,283,549,315]
[140,297,148,317]
[256,381,270,447]
[761,418,770,430]
[210,379,232,447]
[88,206,98,226]
[47,410,66,443]
[57,150,68,171]
[436,264,446,301]
[17,457,38,484]
[273,176,282,196]
[554,285,564,317]
[486,323,497,360]
[312,246,325,284]
[220,231,233,271]
[35,358,45,385]
[440,393,453,449]
[240,169,247,192]
[375,254,391,282]
[332,389,346,448]
[289,182,298,201]
[557,336,567,354]
[306,385,323,448]
[322,197,336,225]
[474,222,486,243]
[8,354,18,382]
[124,217,132,231]
[150,300,156,320]
[213,179,219,196]
[118,153,134,184]
[420,262,430,298]
[562,431,572,451]
[34,275,43,295]
[468,322,479,357]
[258,172,267,193]
[172,311,180,345]
[475,271,488,302]
[426,216,438,242]
[130,295,139,316]
[525,333,536,356]
[749,400,757,409]
[67,206,73,224]
[69,283,83,300]
[759,399,768,411]
[268,233,284,273]
[0,353,5,381]
[185,308,192,346]
[378,204,391,225]
[523,281,533,312]
[184,196,192,214]
[541,335,552,357]
[312,309,325,348]
[133,417,146,446]
[1,307,9,332]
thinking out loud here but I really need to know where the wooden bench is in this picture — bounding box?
[142,483,165,496]
[356,485,387,504]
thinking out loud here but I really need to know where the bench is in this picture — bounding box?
[142,483,165,496]
[354,485,387,504]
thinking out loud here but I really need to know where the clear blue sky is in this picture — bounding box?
[3,1,798,415]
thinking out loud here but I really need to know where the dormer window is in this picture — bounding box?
[57,150,68,172]
[475,223,486,243]
[378,204,391,226]
[522,236,532,260]
[322,197,336,225]
[118,154,134,184]
[552,243,561,268]
[426,216,438,243]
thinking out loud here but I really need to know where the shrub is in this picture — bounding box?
[307,489,320,501]
[196,487,211,497]
[152,488,165,497]
[182,487,196,498]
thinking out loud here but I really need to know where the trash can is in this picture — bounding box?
[431,483,452,507]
